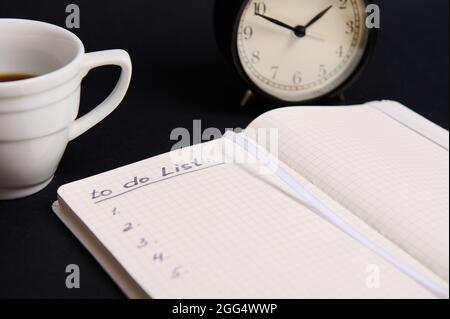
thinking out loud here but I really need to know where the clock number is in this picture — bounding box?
[251,51,261,64]
[318,65,327,79]
[346,20,355,34]
[338,0,348,10]
[253,2,266,15]
[293,72,302,85]
[271,66,279,79]
[243,26,253,40]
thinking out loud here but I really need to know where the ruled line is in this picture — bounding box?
[94,162,226,204]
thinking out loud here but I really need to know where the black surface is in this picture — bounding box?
[0,0,448,298]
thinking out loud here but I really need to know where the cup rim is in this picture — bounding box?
[0,19,85,97]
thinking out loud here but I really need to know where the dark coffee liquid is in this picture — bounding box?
[0,73,36,82]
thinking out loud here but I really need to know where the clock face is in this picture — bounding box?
[236,0,370,102]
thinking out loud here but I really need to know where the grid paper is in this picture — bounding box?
[248,103,449,283]
[57,139,444,298]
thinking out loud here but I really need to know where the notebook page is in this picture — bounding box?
[247,104,449,282]
[57,140,440,298]
[368,100,449,150]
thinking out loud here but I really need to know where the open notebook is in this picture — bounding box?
[53,100,449,299]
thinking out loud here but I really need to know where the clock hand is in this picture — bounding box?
[304,5,333,29]
[256,13,311,38]
[255,13,295,32]
[306,33,324,41]
[256,11,329,39]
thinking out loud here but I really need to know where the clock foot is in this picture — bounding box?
[335,93,346,105]
[322,93,346,106]
[240,90,254,107]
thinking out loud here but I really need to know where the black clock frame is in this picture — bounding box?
[214,0,378,105]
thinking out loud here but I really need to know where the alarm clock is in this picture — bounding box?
[214,0,377,105]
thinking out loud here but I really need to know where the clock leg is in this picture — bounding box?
[323,93,346,106]
[336,93,346,105]
[240,90,254,107]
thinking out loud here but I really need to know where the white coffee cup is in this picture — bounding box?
[0,19,132,200]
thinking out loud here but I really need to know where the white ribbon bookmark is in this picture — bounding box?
[224,131,449,299]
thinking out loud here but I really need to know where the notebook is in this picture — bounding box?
[53,100,449,299]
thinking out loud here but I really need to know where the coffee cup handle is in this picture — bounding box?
[69,49,132,141]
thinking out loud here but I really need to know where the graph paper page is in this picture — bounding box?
[57,140,442,298]
[248,102,449,282]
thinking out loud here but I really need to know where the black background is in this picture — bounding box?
[0,0,448,298]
